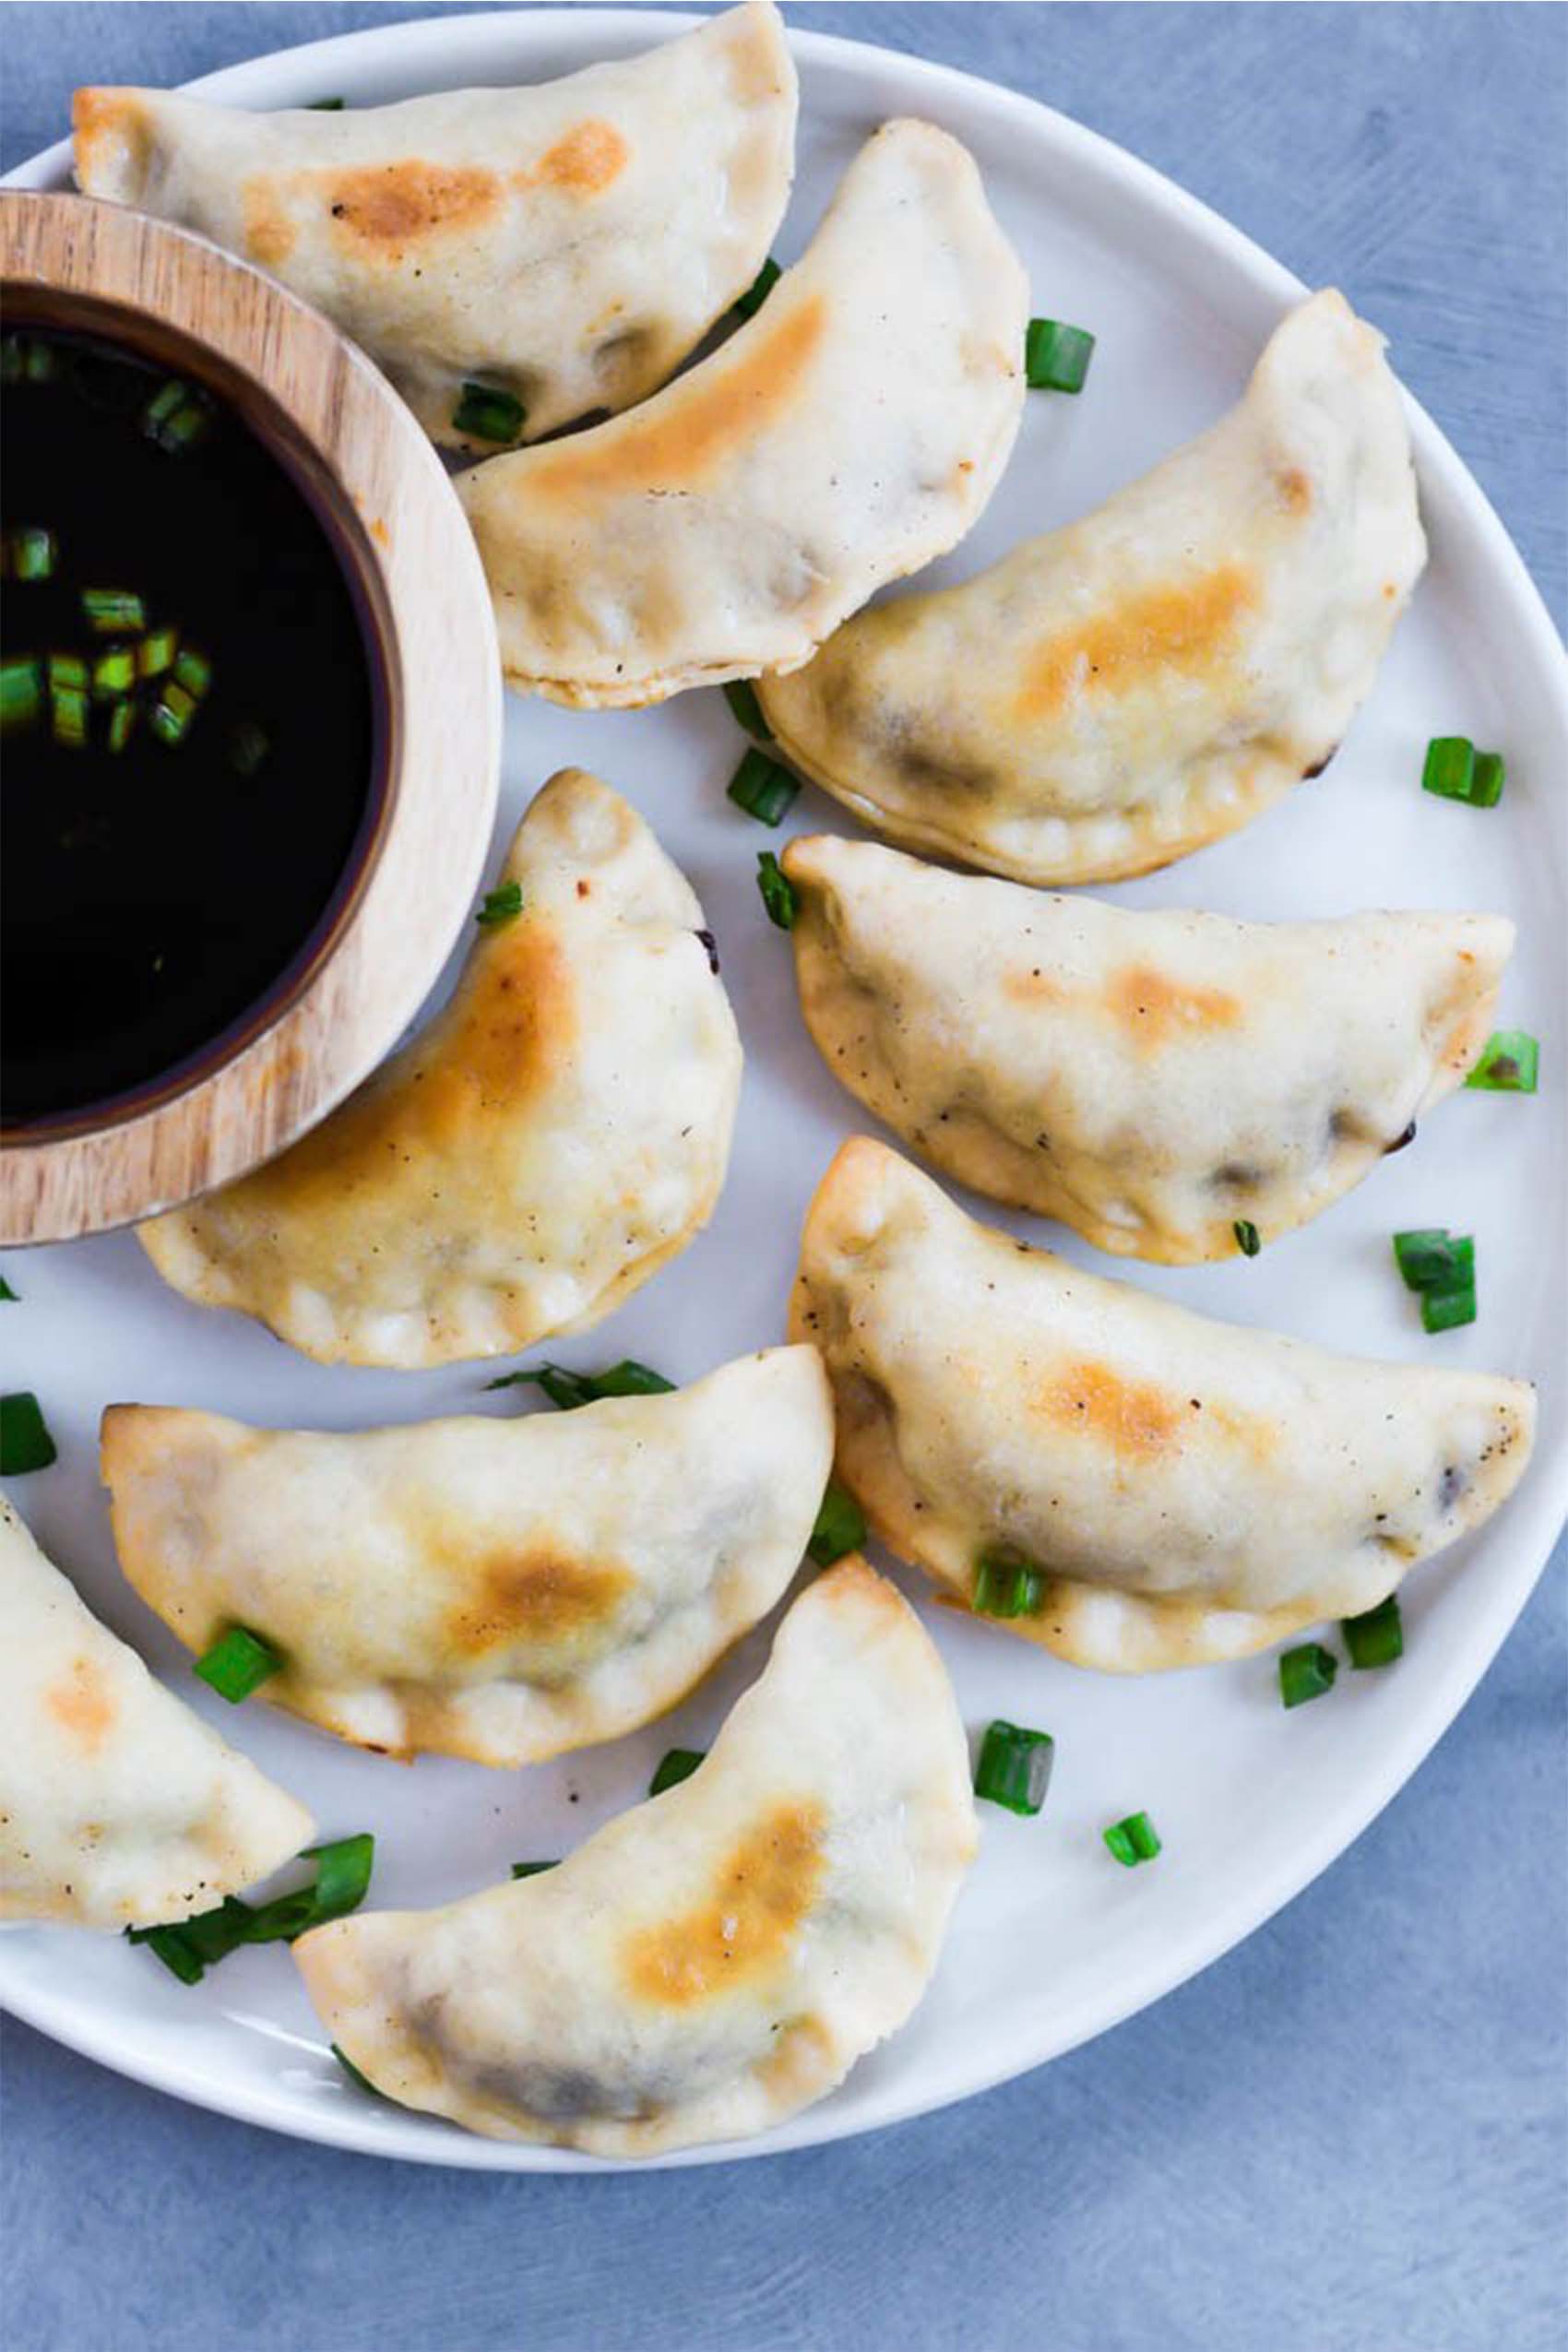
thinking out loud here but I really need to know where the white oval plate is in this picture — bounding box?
[4,9,1564,2171]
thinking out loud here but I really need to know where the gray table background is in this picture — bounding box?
[3,7,1563,2348]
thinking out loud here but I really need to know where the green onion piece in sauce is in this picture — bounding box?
[475,880,523,927]
[974,1720,1055,1816]
[1343,1595,1403,1669]
[728,747,798,826]
[137,625,179,679]
[0,1391,57,1475]
[1466,1029,1538,1093]
[142,378,212,454]
[972,1549,1047,1620]
[807,1482,866,1568]
[756,850,796,930]
[90,644,137,699]
[172,646,213,699]
[2,337,56,384]
[486,1360,674,1408]
[1233,1218,1262,1257]
[148,680,198,746]
[1025,317,1096,393]
[48,652,88,693]
[1,657,42,732]
[51,684,89,749]
[732,256,780,320]
[11,527,57,581]
[106,698,138,755]
[194,1623,283,1703]
[648,1748,706,1797]
[722,678,771,741]
[1278,1641,1338,1709]
[452,381,526,443]
[82,587,146,634]
[1103,1811,1162,1867]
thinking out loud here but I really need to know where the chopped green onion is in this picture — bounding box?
[1470,750,1506,805]
[1,657,42,732]
[732,256,780,320]
[0,1276,18,1301]
[0,1392,57,1475]
[309,96,347,110]
[1392,1228,1473,1293]
[90,644,137,699]
[82,587,145,634]
[130,1836,374,1983]
[1466,1029,1538,1093]
[1420,735,1504,806]
[486,1359,675,1408]
[172,646,212,699]
[137,625,179,678]
[1233,1218,1261,1257]
[1343,1594,1403,1669]
[452,381,526,443]
[475,879,523,927]
[510,1860,559,1880]
[193,1624,283,1703]
[331,2045,386,2099]
[51,684,89,749]
[1278,1641,1338,1708]
[1103,1811,1161,1866]
[972,1548,1047,1620]
[648,1748,705,1797]
[10,527,57,581]
[1420,1280,1476,1333]
[148,680,198,746]
[143,378,212,453]
[974,1720,1054,1816]
[722,678,771,741]
[807,1481,866,1568]
[728,747,798,826]
[132,1924,208,1985]
[47,652,88,693]
[107,698,138,755]
[756,850,796,929]
[2,336,56,384]
[1025,317,1096,393]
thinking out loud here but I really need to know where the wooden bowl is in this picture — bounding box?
[0,191,501,1243]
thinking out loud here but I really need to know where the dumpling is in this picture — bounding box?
[790,1141,1536,1671]
[457,118,1028,707]
[138,768,742,1368]
[74,3,798,452]
[294,1557,975,2155]
[101,1348,835,1766]
[0,1491,311,1929]
[781,834,1514,1262]
[760,291,1426,884]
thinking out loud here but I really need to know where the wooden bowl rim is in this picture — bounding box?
[0,189,501,1244]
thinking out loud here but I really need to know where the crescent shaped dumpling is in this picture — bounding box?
[781,834,1514,1263]
[100,1348,835,1767]
[457,117,1028,707]
[74,3,798,452]
[138,768,742,1368]
[790,1142,1536,1672]
[0,1492,312,1929]
[760,291,1427,884]
[294,1558,977,2156]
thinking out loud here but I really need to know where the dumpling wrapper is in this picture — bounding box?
[790,1141,1536,1671]
[457,117,1028,707]
[294,1557,975,2155]
[138,768,742,1368]
[0,1491,312,1930]
[760,291,1427,884]
[74,3,797,452]
[782,834,1514,1263]
[101,1348,835,1767]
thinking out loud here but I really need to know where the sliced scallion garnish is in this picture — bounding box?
[106,698,137,755]
[51,684,89,749]
[1420,1281,1476,1334]
[143,378,212,454]
[1421,736,1504,807]
[1471,750,1506,804]
[90,644,137,699]
[1025,317,1095,393]
[1103,1811,1161,1866]
[129,1835,374,1983]
[310,96,347,110]
[1,657,42,732]
[452,381,526,444]
[0,1391,57,1475]
[1343,1595,1403,1669]
[648,1748,705,1797]
[974,1720,1054,1816]
[475,879,523,927]
[486,1359,674,1408]
[148,680,198,746]
[1279,1642,1337,1708]
[331,2045,386,2099]
[1466,1029,1538,1093]
[47,652,87,693]
[732,256,780,320]
[722,678,771,741]
[0,1277,18,1302]
[193,1624,283,1703]
[137,625,179,679]
[1233,1218,1261,1257]
[82,587,145,634]
[172,646,213,699]
[728,747,798,826]
[756,850,796,929]
[972,1549,1047,1620]
[11,527,57,581]
[1392,1229,1472,1292]
[510,1860,559,1880]
[807,1481,866,1568]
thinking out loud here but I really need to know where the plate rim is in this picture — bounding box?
[4,3,1565,2172]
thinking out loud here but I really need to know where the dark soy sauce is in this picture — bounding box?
[1,326,377,1128]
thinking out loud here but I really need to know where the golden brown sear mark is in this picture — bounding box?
[624,1801,826,2008]
[444,1549,631,1656]
[45,1658,116,1754]
[1038,1359,1181,1457]
[514,120,629,196]
[322,161,502,253]
[1106,962,1242,1043]
[1014,564,1258,721]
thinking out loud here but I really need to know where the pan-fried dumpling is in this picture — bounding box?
[790,1142,1536,1672]
[138,769,742,1368]
[74,3,798,452]
[0,1491,312,1929]
[761,291,1426,884]
[101,1348,834,1766]
[458,118,1028,707]
[781,835,1514,1263]
[294,1557,975,2155]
